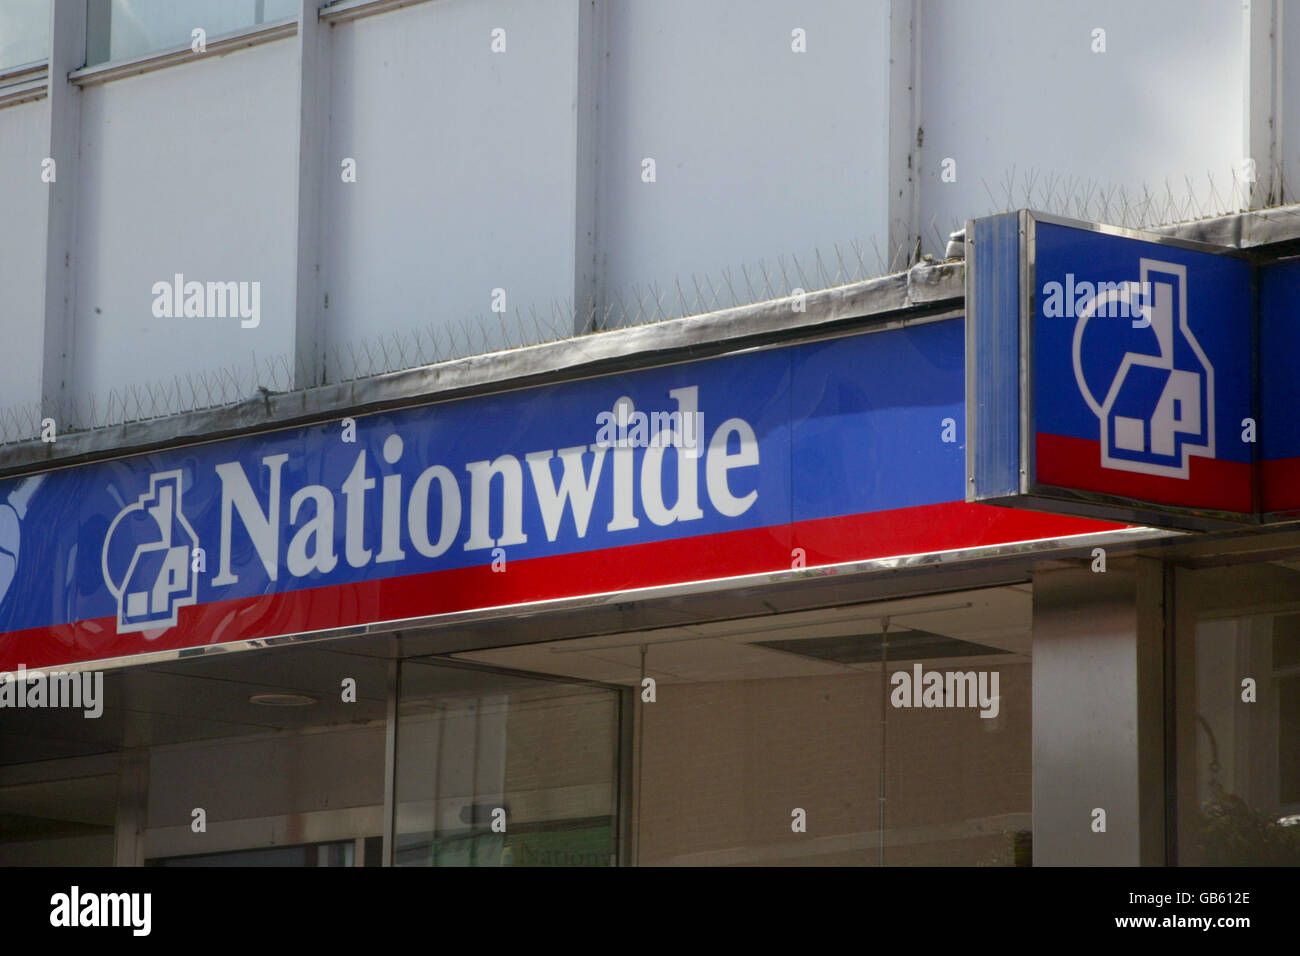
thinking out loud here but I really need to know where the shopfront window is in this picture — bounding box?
[1175,558,1300,865]
[453,584,1033,866]
[151,839,367,866]
[393,661,623,866]
[0,667,123,866]
[85,0,299,67]
[1,643,391,866]
[0,769,117,865]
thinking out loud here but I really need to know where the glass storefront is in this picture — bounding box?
[0,645,390,867]
[453,586,1033,866]
[5,545,1300,866]
[1174,555,1300,865]
[0,769,117,865]
[393,661,623,867]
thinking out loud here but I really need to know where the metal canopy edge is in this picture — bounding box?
[31,524,1173,676]
[0,262,962,479]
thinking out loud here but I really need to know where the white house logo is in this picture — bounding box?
[101,471,199,634]
[0,475,44,613]
[1070,258,1214,478]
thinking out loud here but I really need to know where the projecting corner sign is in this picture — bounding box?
[967,210,1300,529]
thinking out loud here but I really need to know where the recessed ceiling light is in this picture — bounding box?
[249,692,317,707]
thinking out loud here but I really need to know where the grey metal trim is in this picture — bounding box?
[0,82,46,108]
[572,0,605,335]
[616,685,635,867]
[1020,210,1033,495]
[144,805,384,860]
[0,61,48,108]
[34,525,1171,676]
[1028,209,1256,259]
[112,749,149,867]
[41,1,85,433]
[963,217,977,498]
[0,261,963,477]
[67,18,298,88]
[0,751,121,786]
[320,0,436,25]
[886,0,918,260]
[0,59,47,84]
[989,485,1253,532]
[292,0,330,389]
[961,200,1300,257]
[1148,202,1300,251]
[1016,210,1259,529]
[382,649,398,867]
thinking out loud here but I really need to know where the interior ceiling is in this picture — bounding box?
[0,775,118,831]
[0,643,390,767]
[0,584,1031,769]
[448,584,1032,686]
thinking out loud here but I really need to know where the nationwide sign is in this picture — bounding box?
[967,211,1270,528]
[0,321,1120,671]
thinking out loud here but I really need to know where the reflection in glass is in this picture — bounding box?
[636,615,1029,865]
[0,0,50,72]
[452,586,1034,867]
[1179,560,1300,865]
[151,840,356,866]
[85,0,300,67]
[394,661,621,866]
[0,773,117,865]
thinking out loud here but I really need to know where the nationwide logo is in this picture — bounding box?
[101,471,199,634]
[1070,258,1214,479]
[0,475,44,613]
[93,385,760,635]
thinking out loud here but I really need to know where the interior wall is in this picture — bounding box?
[637,666,1030,866]
[1031,561,1150,866]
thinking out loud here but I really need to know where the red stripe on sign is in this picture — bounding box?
[0,501,1124,671]
[792,500,1120,565]
[1262,456,1300,514]
[1035,433,1253,513]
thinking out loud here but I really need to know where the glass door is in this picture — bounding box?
[393,660,623,866]
[1173,557,1300,864]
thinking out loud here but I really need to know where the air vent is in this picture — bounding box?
[755,629,1010,664]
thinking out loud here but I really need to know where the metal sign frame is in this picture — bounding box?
[967,209,1256,531]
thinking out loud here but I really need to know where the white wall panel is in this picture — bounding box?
[919,0,1244,253]
[599,0,892,318]
[0,99,49,410]
[1280,2,1300,200]
[323,0,580,371]
[73,39,298,404]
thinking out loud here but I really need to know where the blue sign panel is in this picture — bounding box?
[1,320,1115,671]
[1259,258,1300,516]
[969,212,1256,527]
